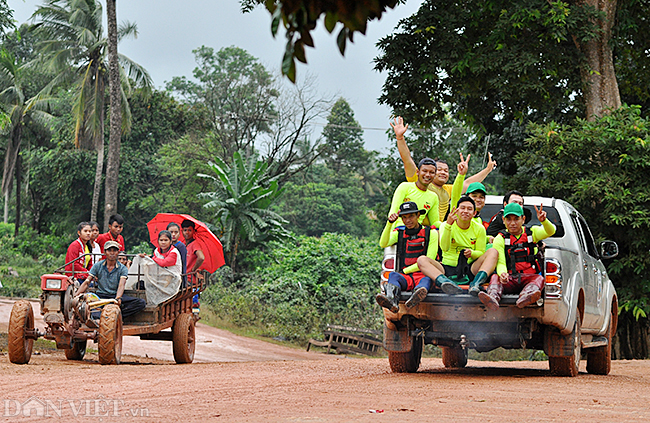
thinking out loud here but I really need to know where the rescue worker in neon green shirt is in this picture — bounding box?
[390,116,497,219]
[376,201,453,311]
[388,158,441,229]
[418,196,498,295]
[479,203,556,309]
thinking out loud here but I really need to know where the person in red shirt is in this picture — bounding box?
[65,222,93,282]
[181,219,205,314]
[96,214,125,252]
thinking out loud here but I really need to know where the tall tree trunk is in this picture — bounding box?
[574,0,621,120]
[104,0,122,231]
[90,78,106,224]
[13,153,20,238]
[2,121,22,224]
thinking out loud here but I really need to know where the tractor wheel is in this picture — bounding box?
[549,312,581,377]
[98,304,123,365]
[65,340,87,361]
[388,336,423,373]
[172,313,196,364]
[586,309,614,375]
[8,300,35,364]
[442,346,468,368]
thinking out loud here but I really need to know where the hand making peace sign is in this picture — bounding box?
[535,204,547,222]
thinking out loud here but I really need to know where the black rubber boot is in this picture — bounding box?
[468,271,488,297]
[436,274,463,295]
[405,286,428,309]
[376,283,401,313]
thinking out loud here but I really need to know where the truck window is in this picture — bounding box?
[571,214,588,253]
[480,204,564,238]
[577,215,600,258]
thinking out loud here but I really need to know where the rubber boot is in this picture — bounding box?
[516,283,542,308]
[478,278,503,311]
[435,274,463,295]
[376,283,401,313]
[468,271,488,297]
[405,286,428,309]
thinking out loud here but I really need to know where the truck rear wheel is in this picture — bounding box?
[549,312,581,377]
[65,340,87,361]
[8,300,34,364]
[98,304,123,365]
[388,336,422,373]
[172,313,196,364]
[586,310,613,375]
[442,346,468,368]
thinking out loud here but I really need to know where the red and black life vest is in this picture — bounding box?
[396,226,431,273]
[498,228,543,275]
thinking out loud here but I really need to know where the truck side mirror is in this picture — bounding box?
[600,241,619,259]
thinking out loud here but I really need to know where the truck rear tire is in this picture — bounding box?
[172,313,196,364]
[441,346,468,368]
[65,340,87,361]
[388,336,423,373]
[8,300,34,364]
[98,304,123,365]
[549,312,581,377]
[586,311,613,375]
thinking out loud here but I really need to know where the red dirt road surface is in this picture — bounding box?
[2,297,650,422]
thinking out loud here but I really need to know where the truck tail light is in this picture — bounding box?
[381,246,397,283]
[544,258,562,299]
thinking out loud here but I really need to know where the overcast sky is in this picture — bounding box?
[8,0,425,153]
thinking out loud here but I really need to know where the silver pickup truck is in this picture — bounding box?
[380,195,619,377]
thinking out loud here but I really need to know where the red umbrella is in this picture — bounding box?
[147,213,225,273]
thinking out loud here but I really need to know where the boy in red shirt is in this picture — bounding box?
[96,214,125,252]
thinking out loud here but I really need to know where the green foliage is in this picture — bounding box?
[240,0,400,81]
[166,45,278,162]
[375,0,597,129]
[0,223,64,298]
[273,180,375,237]
[515,105,650,320]
[200,150,291,271]
[203,233,383,342]
[320,97,368,173]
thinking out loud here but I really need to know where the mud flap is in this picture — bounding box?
[544,324,576,357]
[383,319,413,353]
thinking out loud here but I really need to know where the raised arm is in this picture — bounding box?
[463,152,497,191]
[390,117,418,181]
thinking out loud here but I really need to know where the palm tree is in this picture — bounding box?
[199,150,291,272]
[0,49,53,235]
[31,0,152,222]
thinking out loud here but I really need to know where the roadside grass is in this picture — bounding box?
[0,332,58,354]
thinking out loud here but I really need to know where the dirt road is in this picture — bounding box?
[2,297,650,422]
[1,353,650,422]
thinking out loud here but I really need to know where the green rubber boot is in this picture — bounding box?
[436,274,463,295]
[468,271,489,297]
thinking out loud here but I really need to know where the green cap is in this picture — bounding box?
[466,182,487,195]
[503,203,524,217]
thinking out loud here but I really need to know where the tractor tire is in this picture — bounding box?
[8,300,35,364]
[441,346,468,368]
[549,312,581,377]
[586,310,613,375]
[98,304,123,365]
[388,336,423,373]
[172,313,196,364]
[65,340,87,361]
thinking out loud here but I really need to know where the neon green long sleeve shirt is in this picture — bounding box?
[389,181,440,229]
[439,220,487,266]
